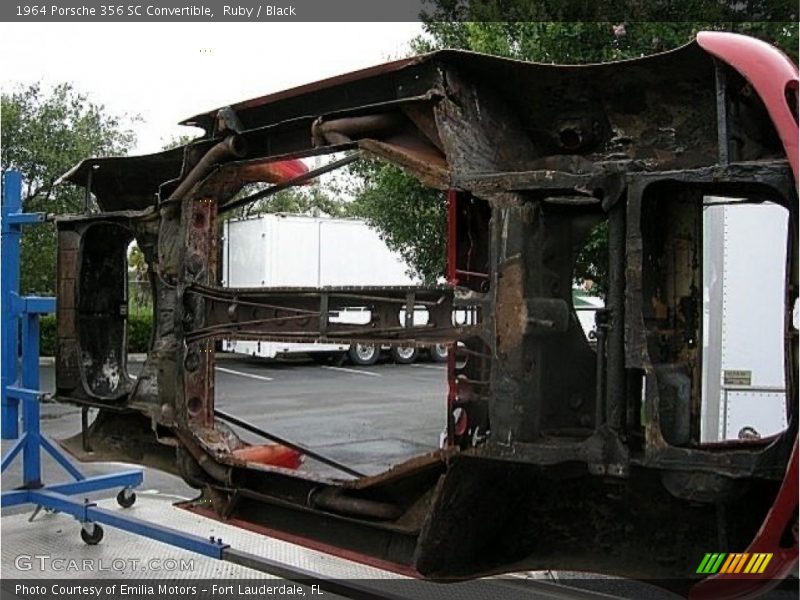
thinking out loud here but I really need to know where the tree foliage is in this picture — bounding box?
[417,0,797,28]
[351,17,797,286]
[162,133,200,150]
[348,160,445,284]
[1,83,138,293]
[412,21,797,63]
[231,184,348,220]
[128,244,151,313]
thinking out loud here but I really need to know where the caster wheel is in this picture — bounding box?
[116,488,136,508]
[80,524,104,545]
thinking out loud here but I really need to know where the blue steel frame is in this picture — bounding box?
[1,170,226,559]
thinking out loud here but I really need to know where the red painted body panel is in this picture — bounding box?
[692,31,799,600]
[446,190,459,446]
[690,442,798,599]
[697,31,798,180]
[231,444,303,469]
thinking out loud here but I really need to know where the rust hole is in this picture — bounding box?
[559,128,583,151]
[187,396,203,416]
[184,350,200,372]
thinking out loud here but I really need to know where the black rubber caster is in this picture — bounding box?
[80,524,104,545]
[116,488,136,508]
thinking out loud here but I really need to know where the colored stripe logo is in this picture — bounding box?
[696,553,773,574]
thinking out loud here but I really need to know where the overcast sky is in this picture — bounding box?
[1,22,423,155]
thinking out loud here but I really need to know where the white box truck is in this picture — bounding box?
[700,198,790,442]
[221,213,447,365]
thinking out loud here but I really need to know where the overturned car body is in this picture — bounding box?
[55,32,797,595]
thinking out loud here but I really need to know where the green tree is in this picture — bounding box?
[223,154,349,220]
[161,133,200,150]
[412,22,797,63]
[347,160,446,284]
[128,244,151,314]
[348,162,444,284]
[1,82,138,293]
[234,185,347,219]
[160,135,348,220]
[351,18,797,286]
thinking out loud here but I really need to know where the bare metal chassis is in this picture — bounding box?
[53,36,797,591]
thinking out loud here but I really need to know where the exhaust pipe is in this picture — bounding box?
[166,135,247,204]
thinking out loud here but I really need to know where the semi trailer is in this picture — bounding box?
[221,213,448,364]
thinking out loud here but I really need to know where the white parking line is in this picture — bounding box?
[409,364,447,370]
[321,365,382,378]
[215,366,274,381]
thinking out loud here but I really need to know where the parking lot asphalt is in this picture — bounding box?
[1,356,448,502]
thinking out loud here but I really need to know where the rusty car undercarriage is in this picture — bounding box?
[52,33,797,593]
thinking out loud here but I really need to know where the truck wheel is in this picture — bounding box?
[391,346,418,364]
[348,344,379,366]
[430,344,448,363]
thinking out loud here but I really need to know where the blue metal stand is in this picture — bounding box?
[1,170,225,557]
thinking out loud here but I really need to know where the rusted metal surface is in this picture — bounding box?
[53,33,797,595]
[164,135,246,204]
[187,283,466,345]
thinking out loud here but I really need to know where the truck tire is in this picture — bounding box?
[430,344,448,363]
[391,346,418,364]
[348,343,379,366]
